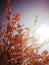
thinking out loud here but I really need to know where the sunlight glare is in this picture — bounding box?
[36,25,49,43]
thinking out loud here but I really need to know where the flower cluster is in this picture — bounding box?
[0,0,49,65]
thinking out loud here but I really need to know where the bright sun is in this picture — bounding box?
[36,25,49,43]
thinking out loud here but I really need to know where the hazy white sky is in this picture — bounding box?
[11,0,49,52]
[0,0,49,53]
[11,0,49,27]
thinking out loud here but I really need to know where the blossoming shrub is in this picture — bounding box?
[0,0,49,65]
